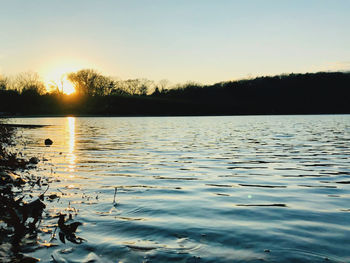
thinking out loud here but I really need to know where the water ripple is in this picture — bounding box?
[9,115,350,263]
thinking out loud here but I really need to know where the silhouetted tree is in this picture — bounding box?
[14,72,46,94]
[110,79,130,96]
[122,78,153,95]
[158,79,170,91]
[152,87,160,96]
[0,76,8,90]
[47,75,68,94]
[139,79,153,95]
[1,71,349,115]
[68,69,115,96]
[94,74,115,96]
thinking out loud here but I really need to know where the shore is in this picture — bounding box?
[1,113,348,119]
[0,123,82,262]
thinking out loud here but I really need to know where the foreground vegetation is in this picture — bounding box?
[0,123,83,262]
[0,123,43,262]
[0,70,349,115]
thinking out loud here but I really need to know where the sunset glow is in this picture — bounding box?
[0,1,349,262]
[60,76,76,95]
[40,60,87,94]
[44,71,76,94]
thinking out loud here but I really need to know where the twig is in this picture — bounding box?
[113,187,117,204]
[51,255,58,263]
[49,226,58,242]
[38,184,49,200]
[42,184,50,196]
[57,188,65,195]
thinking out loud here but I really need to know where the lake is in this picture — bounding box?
[7,115,350,262]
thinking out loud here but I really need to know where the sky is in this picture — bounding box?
[0,0,350,85]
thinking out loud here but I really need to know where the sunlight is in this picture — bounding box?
[41,61,83,94]
[67,116,76,172]
[61,75,76,95]
[46,73,76,95]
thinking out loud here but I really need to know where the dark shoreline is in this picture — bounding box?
[0,122,84,262]
[0,123,50,128]
[1,72,349,118]
[1,113,349,119]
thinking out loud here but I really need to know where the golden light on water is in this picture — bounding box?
[67,117,76,172]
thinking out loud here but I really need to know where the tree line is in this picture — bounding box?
[0,69,171,96]
[0,70,349,115]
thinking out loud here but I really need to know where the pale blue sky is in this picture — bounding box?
[0,0,349,84]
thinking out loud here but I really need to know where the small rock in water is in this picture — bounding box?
[45,138,53,146]
[29,157,40,164]
[48,194,59,200]
[264,249,270,253]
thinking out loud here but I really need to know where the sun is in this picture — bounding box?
[63,77,76,95]
[44,72,76,95]
[59,75,76,95]
[41,61,83,95]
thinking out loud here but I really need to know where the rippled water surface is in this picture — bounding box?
[8,115,350,262]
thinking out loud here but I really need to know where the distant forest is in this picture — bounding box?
[0,70,349,116]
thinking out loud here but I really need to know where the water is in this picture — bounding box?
[7,115,350,262]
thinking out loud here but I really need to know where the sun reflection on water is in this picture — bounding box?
[67,117,76,172]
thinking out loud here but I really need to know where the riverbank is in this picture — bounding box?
[0,123,39,262]
[0,123,83,262]
[1,113,348,119]
[0,123,49,128]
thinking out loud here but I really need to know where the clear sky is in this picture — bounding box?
[0,0,349,85]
